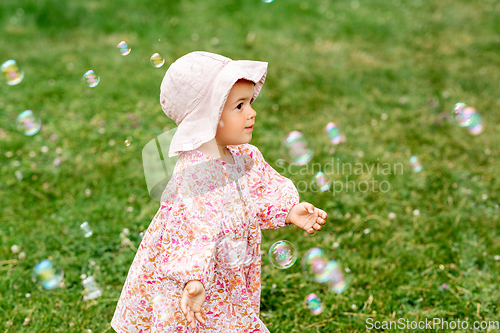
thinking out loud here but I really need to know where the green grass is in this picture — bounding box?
[1,0,499,331]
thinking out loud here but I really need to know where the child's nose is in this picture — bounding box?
[248,105,257,118]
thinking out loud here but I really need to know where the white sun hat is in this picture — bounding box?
[160,51,268,158]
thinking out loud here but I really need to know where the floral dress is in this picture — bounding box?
[111,143,299,332]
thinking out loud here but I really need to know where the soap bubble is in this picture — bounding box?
[312,172,331,192]
[150,53,165,68]
[125,139,131,146]
[83,70,100,88]
[16,110,42,136]
[304,293,324,315]
[117,41,131,56]
[409,156,422,173]
[262,0,274,3]
[301,248,329,282]
[467,112,483,135]
[325,122,342,145]
[325,261,349,293]
[1,59,24,85]
[80,222,93,238]
[301,247,349,293]
[32,259,64,290]
[451,102,475,127]
[216,238,253,269]
[82,276,102,301]
[269,240,297,269]
[280,131,314,166]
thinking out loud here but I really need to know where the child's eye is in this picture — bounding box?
[236,103,243,110]
[250,98,254,104]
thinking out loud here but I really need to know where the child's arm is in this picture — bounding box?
[249,146,300,229]
[181,280,206,329]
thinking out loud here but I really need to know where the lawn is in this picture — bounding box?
[1,0,499,332]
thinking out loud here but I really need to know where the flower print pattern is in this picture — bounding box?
[111,144,299,332]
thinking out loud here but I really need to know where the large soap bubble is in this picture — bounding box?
[280,131,314,165]
[269,240,297,269]
[16,110,41,136]
[1,59,24,85]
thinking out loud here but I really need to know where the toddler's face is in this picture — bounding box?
[215,80,256,146]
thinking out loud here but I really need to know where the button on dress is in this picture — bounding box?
[111,143,300,332]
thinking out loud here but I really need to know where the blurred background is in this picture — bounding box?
[1,0,499,331]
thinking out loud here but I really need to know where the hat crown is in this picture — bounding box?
[160,51,232,125]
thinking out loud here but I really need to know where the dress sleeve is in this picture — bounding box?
[250,146,300,230]
[158,166,224,290]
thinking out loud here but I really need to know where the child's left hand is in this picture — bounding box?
[285,202,327,235]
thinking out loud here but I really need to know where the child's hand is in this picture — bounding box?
[180,280,206,329]
[285,202,327,235]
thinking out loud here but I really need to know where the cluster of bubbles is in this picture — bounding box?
[281,122,346,167]
[267,241,349,315]
[281,101,485,185]
[29,221,107,300]
[80,41,163,88]
[30,221,103,300]
[301,248,349,294]
[281,123,347,192]
[3,26,489,319]
[450,102,483,135]
[5,42,142,150]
